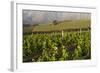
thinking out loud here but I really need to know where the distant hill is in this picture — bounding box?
[23,20,90,34]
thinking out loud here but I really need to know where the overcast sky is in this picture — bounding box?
[23,10,91,25]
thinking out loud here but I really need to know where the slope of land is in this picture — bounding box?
[23,20,90,33]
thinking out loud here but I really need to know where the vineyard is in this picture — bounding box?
[23,31,91,62]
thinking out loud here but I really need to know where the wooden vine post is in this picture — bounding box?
[62,30,64,38]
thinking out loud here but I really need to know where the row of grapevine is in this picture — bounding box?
[23,31,91,62]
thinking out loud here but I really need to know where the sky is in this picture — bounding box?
[23,10,91,25]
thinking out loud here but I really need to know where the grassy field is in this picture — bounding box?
[23,20,90,33]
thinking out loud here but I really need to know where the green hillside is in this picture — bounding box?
[23,20,90,33]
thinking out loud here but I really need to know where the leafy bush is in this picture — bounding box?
[23,31,91,62]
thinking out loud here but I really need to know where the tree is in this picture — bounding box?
[53,20,58,25]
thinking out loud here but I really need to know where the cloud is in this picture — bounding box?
[23,10,91,25]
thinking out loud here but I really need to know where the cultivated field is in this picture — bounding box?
[23,19,91,62]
